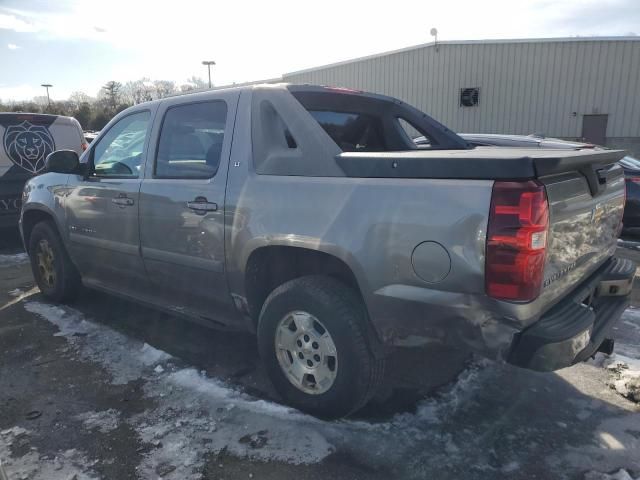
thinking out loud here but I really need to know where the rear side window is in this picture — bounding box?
[307,110,386,152]
[155,101,227,179]
[397,117,432,148]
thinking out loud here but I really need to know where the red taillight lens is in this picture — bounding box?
[81,142,88,151]
[627,177,640,183]
[486,181,549,302]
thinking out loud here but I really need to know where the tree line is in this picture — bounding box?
[0,76,209,131]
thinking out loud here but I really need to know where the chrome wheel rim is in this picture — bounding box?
[275,311,338,395]
[36,239,56,288]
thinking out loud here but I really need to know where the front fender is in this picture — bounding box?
[21,173,70,244]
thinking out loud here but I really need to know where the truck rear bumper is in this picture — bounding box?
[507,256,636,371]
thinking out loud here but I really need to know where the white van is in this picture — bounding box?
[0,113,86,228]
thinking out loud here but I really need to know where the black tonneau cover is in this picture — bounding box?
[336,147,626,193]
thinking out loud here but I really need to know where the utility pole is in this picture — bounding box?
[41,83,53,107]
[201,61,216,88]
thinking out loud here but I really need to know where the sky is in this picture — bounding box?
[0,0,639,101]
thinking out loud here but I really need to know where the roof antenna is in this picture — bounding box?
[430,27,439,52]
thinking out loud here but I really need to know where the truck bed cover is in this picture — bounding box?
[336,147,626,184]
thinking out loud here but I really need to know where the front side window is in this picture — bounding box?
[92,111,150,177]
[155,101,228,179]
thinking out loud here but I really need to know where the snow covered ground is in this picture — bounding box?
[0,252,28,267]
[0,299,637,479]
[1,243,640,479]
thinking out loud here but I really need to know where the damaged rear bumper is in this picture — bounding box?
[507,256,636,371]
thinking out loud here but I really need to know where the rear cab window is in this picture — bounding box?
[307,110,387,152]
[289,87,444,152]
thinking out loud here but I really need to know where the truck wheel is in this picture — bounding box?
[257,275,384,418]
[28,221,81,303]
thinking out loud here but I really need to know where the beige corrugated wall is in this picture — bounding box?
[283,39,640,139]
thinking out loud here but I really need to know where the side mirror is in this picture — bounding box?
[45,150,81,174]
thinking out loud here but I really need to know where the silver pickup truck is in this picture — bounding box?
[20,84,635,418]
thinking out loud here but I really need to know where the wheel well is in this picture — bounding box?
[245,246,363,324]
[22,210,55,248]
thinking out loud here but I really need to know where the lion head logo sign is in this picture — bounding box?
[3,121,56,174]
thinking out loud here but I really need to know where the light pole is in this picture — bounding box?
[201,61,216,88]
[41,84,53,107]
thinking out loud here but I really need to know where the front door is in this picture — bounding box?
[139,92,240,323]
[65,109,153,294]
[582,114,608,146]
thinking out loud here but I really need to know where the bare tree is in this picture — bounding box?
[68,91,94,110]
[123,79,154,105]
[32,96,49,110]
[180,76,208,92]
[153,80,176,99]
[101,81,122,112]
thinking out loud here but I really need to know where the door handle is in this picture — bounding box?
[187,197,217,214]
[112,195,134,207]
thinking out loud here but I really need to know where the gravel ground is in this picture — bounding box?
[1,229,639,480]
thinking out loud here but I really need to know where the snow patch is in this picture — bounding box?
[604,355,640,403]
[0,252,28,267]
[0,426,97,480]
[132,367,332,479]
[75,409,120,433]
[22,300,334,478]
[7,288,23,297]
[139,342,172,365]
[591,353,640,403]
[24,301,173,384]
[584,469,640,480]
[392,359,489,428]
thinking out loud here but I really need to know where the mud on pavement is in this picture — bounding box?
[1,233,640,480]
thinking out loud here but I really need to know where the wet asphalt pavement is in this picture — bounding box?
[1,227,639,480]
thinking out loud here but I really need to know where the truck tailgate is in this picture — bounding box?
[537,164,625,311]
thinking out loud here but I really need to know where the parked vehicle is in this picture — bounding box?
[0,113,86,228]
[20,84,635,418]
[456,132,640,236]
[459,133,595,149]
[83,131,99,144]
[618,155,640,235]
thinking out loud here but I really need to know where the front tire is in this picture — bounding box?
[257,275,384,418]
[28,221,81,303]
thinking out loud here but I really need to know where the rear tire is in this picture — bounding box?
[28,221,81,303]
[257,275,384,419]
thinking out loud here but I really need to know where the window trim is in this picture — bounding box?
[89,109,152,180]
[153,99,228,180]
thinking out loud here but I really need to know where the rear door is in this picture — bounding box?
[139,91,239,323]
[65,109,154,294]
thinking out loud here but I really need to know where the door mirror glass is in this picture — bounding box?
[45,150,80,174]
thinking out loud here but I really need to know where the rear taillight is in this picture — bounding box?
[81,142,89,151]
[627,177,640,183]
[486,181,549,302]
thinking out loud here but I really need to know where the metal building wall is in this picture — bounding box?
[283,38,640,142]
